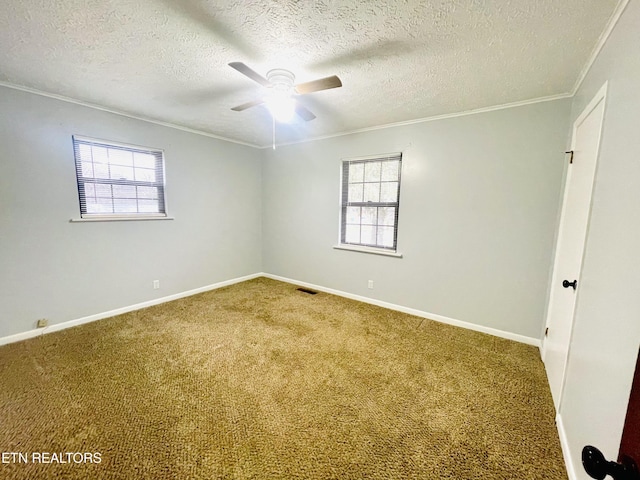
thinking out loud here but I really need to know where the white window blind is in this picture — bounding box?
[72,136,167,218]
[341,153,402,250]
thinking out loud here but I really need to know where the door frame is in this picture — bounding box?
[542,81,608,409]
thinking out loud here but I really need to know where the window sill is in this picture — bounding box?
[333,244,403,258]
[70,216,175,223]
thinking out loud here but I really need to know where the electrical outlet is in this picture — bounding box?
[367,280,374,289]
[37,319,48,328]
[153,280,160,289]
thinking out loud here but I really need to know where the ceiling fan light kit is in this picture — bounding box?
[265,95,296,123]
[264,69,296,123]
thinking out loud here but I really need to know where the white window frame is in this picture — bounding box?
[334,152,403,257]
[71,136,170,222]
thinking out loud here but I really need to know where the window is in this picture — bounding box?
[340,153,402,251]
[73,136,167,219]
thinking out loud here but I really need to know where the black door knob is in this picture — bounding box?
[582,445,640,480]
[563,279,578,290]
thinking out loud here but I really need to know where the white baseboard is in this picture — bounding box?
[1,272,541,349]
[557,414,578,480]
[262,273,541,347]
[0,273,262,346]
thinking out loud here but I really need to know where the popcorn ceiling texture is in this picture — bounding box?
[0,0,619,146]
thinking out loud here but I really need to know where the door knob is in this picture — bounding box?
[582,445,640,480]
[563,279,578,290]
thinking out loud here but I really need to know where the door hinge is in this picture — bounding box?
[565,150,574,164]
[545,327,549,336]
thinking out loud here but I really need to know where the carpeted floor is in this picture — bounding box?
[0,277,566,479]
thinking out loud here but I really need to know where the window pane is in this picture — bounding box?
[77,143,92,162]
[364,161,381,182]
[109,149,133,167]
[377,226,395,248]
[93,162,110,179]
[349,162,364,183]
[380,182,398,202]
[95,184,112,197]
[381,160,400,181]
[346,206,360,224]
[135,167,156,182]
[361,225,377,245]
[378,207,396,226]
[362,206,377,225]
[138,200,160,213]
[113,199,138,213]
[83,183,96,198]
[112,184,136,199]
[137,186,158,199]
[134,152,157,169]
[81,161,94,178]
[92,146,109,163]
[85,201,98,213]
[110,165,134,181]
[363,182,380,202]
[86,197,113,213]
[348,183,363,202]
[345,224,360,243]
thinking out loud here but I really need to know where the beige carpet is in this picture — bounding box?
[0,277,566,479]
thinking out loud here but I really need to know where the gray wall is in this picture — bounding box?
[261,99,571,340]
[557,0,640,476]
[0,73,574,347]
[0,86,262,338]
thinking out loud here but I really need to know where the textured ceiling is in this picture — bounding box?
[0,0,621,147]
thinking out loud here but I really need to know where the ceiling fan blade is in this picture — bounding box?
[295,75,342,95]
[295,103,316,121]
[228,62,271,87]
[231,98,265,111]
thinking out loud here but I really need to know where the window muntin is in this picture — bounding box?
[73,136,167,218]
[341,154,402,250]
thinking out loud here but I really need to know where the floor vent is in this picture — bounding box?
[296,287,318,295]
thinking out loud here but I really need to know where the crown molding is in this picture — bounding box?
[0,81,261,148]
[261,93,573,149]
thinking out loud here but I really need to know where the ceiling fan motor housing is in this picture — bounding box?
[266,69,295,95]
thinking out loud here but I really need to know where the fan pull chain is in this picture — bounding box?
[272,115,276,150]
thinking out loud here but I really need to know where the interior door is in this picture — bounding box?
[543,85,607,409]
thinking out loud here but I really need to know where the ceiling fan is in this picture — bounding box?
[228,62,342,123]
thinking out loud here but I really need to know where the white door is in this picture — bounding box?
[543,83,607,409]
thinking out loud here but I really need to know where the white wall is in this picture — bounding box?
[261,99,571,341]
[557,1,640,477]
[0,86,262,338]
